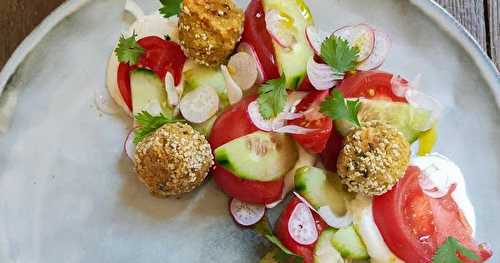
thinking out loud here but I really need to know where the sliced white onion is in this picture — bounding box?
[229,198,266,227]
[125,0,144,20]
[265,9,297,48]
[164,72,182,107]
[180,85,219,123]
[307,58,343,90]
[419,174,455,199]
[288,202,319,245]
[405,89,443,131]
[390,75,410,98]
[305,25,331,55]
[123,128,137,161]
[280,112,304,120]
[318,206,353,229]
[221,65,243,105]
[334,24,375,62]
[247,101,283,131]
[274,125,316,135]
[227,52,258,91]
[237,42,265,84]
[357,30,391,71]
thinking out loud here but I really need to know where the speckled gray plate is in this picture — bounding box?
[0,1,499,262]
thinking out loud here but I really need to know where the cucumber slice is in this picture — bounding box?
[130,69,173,118]
[263,0,314,88]
[183,65,229,109]
[331,225,369,260]
[314,229,344,263]
[294,166,349,215]
[335,99,433,143]
[214,131,298,182]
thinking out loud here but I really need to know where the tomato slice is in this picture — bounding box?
[275,197,329,263]
[373,167,492,263]
[116,36,186,111]
[288,91,332,154]
[241,0,280,82]
[337,70,407,102]
[209,95,284,204]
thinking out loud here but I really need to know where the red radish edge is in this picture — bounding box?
[287,202,319,245]
[357,29,391,71]
[229,198,266,227]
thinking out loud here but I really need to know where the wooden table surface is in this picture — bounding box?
[0,0,499,70]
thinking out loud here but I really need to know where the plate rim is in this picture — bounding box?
[0,0,498,102]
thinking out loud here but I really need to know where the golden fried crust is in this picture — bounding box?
[337,121,410,196]
[178,0,244,66]
[134,123,214,197]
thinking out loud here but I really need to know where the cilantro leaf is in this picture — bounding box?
[320,35,359,73]
[159,0,183,18]
[320,90,361,126]
[114,33,144,65]
[133,111,184,144]
[432,237,480,263]
[258,75,288,120]
[254,217,303,263]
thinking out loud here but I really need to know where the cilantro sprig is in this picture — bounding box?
[133,111,184,144]
[114,33,144,65]
[320,90,361,126]
[258,75,288,120]
[159,0,183,18]
[254,217,303,263]
[320,35,360,74]
[432,237,480,263]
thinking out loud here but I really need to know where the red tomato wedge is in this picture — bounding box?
[320,128,344,172]
[373,166,492,263]
[288,91,332,154]
[241,0,280,82]
[116,36,186,111]
[209,96,284,205]
[337,70,407,102]
[275,197,329,263]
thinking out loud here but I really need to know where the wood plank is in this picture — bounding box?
[434,0,488,50]
[0,0,65,69]
[487,0,500,69]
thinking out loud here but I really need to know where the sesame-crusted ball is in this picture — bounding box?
[134,123,214,197]
[336,121,410,196]
[178,0,244,66]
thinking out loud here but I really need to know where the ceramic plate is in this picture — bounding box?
[0,0,499,262]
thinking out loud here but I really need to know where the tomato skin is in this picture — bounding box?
[241,0,280,81]
[320,128,344,172]
[209,95,284,204]
[275,197,328,263]
[373,167,492,263]
[117,63,133,112]
[337,70,407,102]
[288,91,333,154]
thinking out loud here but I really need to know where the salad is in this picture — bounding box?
[104,0,493,262]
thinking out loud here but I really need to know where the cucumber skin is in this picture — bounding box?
[314,228,344,263]
[331,225,369,260]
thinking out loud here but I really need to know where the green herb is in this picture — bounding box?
[133,111,184,144]
[164,34,171,41]
[159,0,183,18]
[320,90,361,126]
[320,35,359,73]
[432,237,480,263]
[258,75,288,120]
[114,33,144,65]
[254,217,303,263]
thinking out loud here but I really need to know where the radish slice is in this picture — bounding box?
[293,192,318,212]
[164,72,182,107]
[124,128,137,161]
[125,0,144,20]
[227,52,258,91]
[305,25,331,55]
[274,125,316,135]
[317,206,353,228]
[357,30,391,71]
[247,101,283,131]
[405,89,443,131]
[334,24,375,62]
[221,65,243,105]
[288,202,319,245]
[229,198,266,226]
[307,57,343,90]
[180,85,219,123]
[265,9,297,48]
[237,42,265,84]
